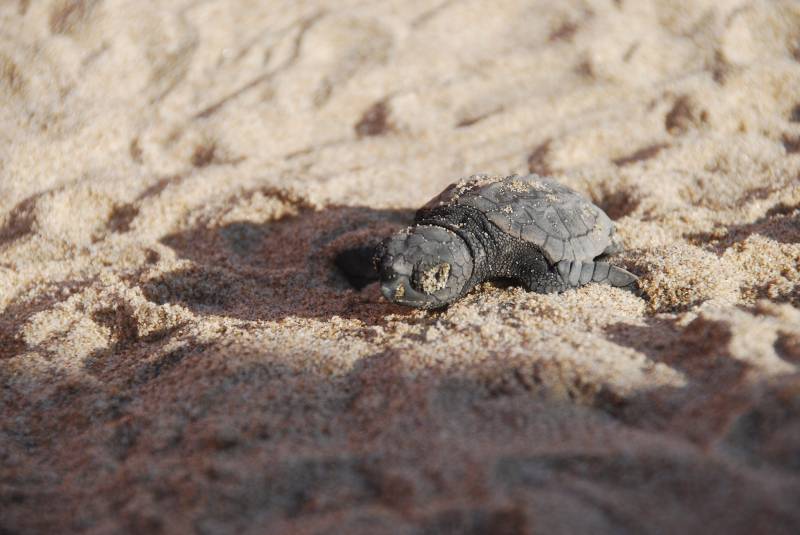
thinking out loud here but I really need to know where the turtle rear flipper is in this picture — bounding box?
[556,260,638,291]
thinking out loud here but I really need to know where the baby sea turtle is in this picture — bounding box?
[338,174,638,309]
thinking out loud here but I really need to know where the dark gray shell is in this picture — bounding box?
[422,174,616,263]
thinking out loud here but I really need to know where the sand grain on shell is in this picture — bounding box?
[2,0,800,533]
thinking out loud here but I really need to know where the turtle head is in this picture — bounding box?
[374,225,473,309]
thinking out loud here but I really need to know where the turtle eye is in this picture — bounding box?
[413,262,451,295]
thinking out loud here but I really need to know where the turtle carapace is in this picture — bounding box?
[373,174,638,309]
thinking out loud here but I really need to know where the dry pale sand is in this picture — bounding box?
[2,0,800,533]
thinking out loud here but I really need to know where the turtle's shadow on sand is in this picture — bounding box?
[140,206,416,325]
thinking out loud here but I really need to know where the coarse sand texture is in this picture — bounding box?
[1,1,800,533]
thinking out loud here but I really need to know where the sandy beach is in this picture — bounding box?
[2,0,800,533]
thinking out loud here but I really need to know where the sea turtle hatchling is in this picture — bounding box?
[369,174,638,309]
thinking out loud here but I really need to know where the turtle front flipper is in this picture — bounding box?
[555,260,638,291]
